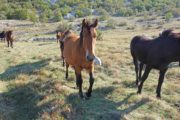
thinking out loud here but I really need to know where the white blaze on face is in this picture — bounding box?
[86,50,89,59]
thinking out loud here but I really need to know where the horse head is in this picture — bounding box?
[81,19,98,62]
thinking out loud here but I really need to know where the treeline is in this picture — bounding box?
[0,0,179,22]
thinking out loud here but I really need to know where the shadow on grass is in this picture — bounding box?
[66,86,149,120]
[0,80,58,120]
[0,59,51,81]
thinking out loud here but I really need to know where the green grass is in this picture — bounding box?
[0,24,180,120]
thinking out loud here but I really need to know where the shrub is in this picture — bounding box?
[118,22,127,27]
[96,8,109,16]
[126,26,135,30]
[13,8,28,20]
[57,21,71,32]
[97,30,103,41]
[106,19,117,29]
[53,9,63,22]
[99,15,109,21]
[165,12,173,22]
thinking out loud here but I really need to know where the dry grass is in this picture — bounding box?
[0,18,180,120]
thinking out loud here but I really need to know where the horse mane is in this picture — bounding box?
[160,29,173,37]
[80,25,83,46]
[159,29,180,41]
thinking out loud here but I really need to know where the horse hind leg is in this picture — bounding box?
[86,72,94,99]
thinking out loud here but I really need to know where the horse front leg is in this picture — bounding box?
[156,68,167,98]
[75,70,83,98]
[86,72,94,99]
[60,41,64,67]
[65,63,69,79]
[137,66,152,94]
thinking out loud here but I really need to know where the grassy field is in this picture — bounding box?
[0,19,180,120]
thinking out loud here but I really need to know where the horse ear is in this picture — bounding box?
[92,19,98,27]
[82,19,87,27]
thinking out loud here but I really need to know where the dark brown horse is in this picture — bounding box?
[130,29,180,98]
[6,30,14,48]
[0,31,6,42]
[56,31,65,66]
[62,19,101,99]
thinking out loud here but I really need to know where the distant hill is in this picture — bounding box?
[0,0,179,22]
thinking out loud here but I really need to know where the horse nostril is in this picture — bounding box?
[87,55,94,62]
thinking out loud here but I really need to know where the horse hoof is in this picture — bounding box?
[156,95,161,99]
[137,91,141,94]
[85,92,91,98]
[79,94,84,99]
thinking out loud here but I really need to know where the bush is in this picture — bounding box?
[53,9,63,22]
[99,15,109,21]
[126,26,135,30]
[57,21,71,32]
[116,8,134,17]
[96,30,103,41]
[165,12,173,22]
[96,8,109,16]
[28,10,38,23]
[118,22,127,27]
[106,19,117,29]
[13,8,28,20]
[0,12,7,20]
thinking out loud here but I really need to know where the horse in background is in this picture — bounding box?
[0,31,6,42]
[56,31,65,66]
[6,30,14,48]
[130,29,180,98]
[62,19,101,99]
[56,31,62,43]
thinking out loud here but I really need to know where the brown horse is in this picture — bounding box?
[130,29,180,98]
[56,31,65,66]
[6,30,14,48]
[62,19,100,99]
[56,31,62,43]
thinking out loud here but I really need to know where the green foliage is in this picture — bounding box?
[106,19,117,29]
[0,0,179,22]
[97,30,103,41]
[57,21,71,32]
[13,8,29,20]
[53,9,63,22]
[165,12,173,22]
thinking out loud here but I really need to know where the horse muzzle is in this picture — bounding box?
[86,55,94,62]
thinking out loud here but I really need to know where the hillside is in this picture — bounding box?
[0,0,180,22]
